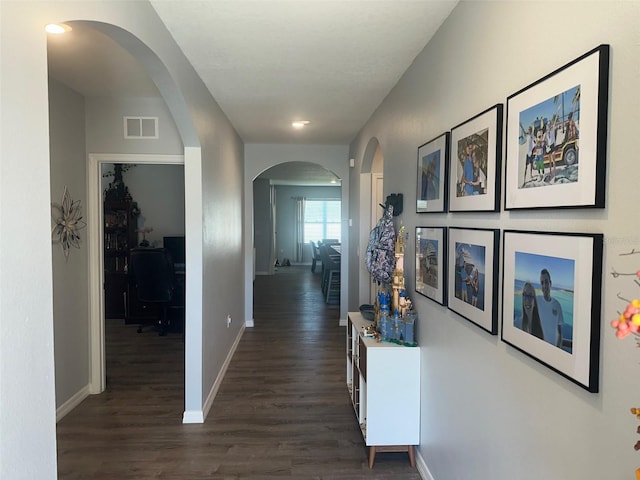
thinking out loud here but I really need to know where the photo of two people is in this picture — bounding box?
[513,251,575,354]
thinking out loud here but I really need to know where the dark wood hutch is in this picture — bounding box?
[103,164,140,320]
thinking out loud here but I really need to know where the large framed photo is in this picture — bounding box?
[501,230,603,392]
[417,133,449,213]
[447,227,499,334]
[504,44,609,210]
[448,104,503,212]
[415,227,447,305]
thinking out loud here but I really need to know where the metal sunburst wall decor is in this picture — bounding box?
[52,186,87,259]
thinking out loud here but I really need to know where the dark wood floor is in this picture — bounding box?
[56,265,420,479]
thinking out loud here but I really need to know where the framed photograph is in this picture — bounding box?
[415,227,447,305]
[417,132,449,213]
[448,104,503,212]
[504,44,610,210]
[447,227,499,334]
[501,230,603,392]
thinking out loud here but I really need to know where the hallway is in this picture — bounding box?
[56,266,420,478]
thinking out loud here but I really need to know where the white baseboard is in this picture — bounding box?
[183,323,246,424]
[245,318,254,328]
[182,410,204,423]
[339,317,348,326]
[56,384,91,422]
[416,449,435,480]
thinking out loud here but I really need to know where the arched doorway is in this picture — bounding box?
[47,20,201,420]
[243,145,350,327]
[253,161,342,276]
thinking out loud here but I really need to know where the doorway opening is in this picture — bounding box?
[88,154,185,394]
[252,162,342,310]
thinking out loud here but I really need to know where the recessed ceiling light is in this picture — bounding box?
[292,120,310,128]
[45,23,72,34]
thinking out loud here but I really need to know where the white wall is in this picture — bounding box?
[349,2,640,479]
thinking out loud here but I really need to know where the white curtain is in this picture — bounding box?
[269,185,277,272]
[294,196,305,262]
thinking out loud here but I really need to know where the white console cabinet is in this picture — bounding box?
[346,312,420,468]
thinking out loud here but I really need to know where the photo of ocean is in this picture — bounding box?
[513,251,575,353]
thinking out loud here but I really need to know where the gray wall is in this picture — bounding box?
[86,96,183,155]
[349,2,640,479]
[49,78,90,415]
[253,179,272,274]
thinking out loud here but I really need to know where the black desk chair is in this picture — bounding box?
[129,248,176,336]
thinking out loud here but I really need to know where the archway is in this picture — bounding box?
[47,20,202,422]
[243,145,350,327]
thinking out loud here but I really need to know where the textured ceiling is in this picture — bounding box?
[46,0,458,182]
[150,0,458,144]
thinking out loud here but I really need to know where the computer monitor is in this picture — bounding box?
[163,236,185,266]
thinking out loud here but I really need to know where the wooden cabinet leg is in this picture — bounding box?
[368,445,415,469]
[368,446,376,469]
[408,445,416,467]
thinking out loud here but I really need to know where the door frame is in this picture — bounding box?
[358,172,384,305]
[87,153,184,394]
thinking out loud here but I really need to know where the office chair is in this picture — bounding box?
[129,248,176,336]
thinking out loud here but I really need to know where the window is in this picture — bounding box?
[304,199,341,243]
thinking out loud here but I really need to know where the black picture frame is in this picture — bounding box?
[448,104,503,212]
[504,44,610,210]
[501,230,603,392]
[415,227,447,305]
[416,132,449,213]
[447,227,500,334]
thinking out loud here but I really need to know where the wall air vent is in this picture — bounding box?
[124,116,158,139]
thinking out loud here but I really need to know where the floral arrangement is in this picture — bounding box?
[610,248,640,342]
[611,297,640,340]
[609,249,640,479]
